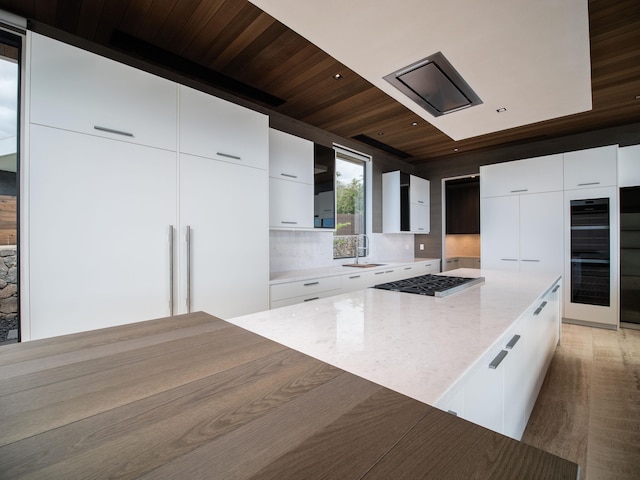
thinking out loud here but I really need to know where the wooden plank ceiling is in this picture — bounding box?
[1,0,639,164]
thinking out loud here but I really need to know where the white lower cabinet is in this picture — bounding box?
[179,154,269,318]
[270,260,441,308]
[436,278,561,440]
[29,126,178,339]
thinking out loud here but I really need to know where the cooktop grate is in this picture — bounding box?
[373,274,484,297]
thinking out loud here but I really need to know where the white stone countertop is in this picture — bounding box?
[269,257,441,284]
[229,268,561,406]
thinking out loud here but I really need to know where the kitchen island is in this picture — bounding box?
[231,268,562,439]
[0,310,576,479]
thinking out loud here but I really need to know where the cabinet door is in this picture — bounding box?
[564,145,618,189]
[269,129,314,184]
[519,192,564,274]
[480,154,563,198]
[619,145,640,188]
[410,203,430,233]
[463,344,506,433]
[480,196,520,270]
[180,154,269,318]
[180,86,268,170]
[410,175,430,205]
[269,178,315,230]
[502,321,531,440]
[29,125,177,339]
[30,33,177,151]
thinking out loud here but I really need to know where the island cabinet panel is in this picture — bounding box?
[179,85,268,170]
[29,33,177,151]
[28,125,178,340]
[179,154,269,318]
[436,278,562,441]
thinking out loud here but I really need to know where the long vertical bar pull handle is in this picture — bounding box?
[186,225,192,313]
[169,225,174,316]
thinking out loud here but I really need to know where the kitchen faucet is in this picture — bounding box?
[354,234,369,264]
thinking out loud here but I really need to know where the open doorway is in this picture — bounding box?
[0,29,20,345]
[442,174,480,271]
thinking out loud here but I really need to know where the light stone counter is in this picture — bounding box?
[270,257,440,284]
[229,268,561,406]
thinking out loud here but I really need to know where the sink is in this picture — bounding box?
[342,263,385,268]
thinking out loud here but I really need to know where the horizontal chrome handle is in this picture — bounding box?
[303,297,320,302]
[303,281,319,287]
[521,259,540,262]
[506,334,521,349]
[500,258,518,262]
[577,182,600,186]
[417,228,425,231]
[375,271,385,275]
[552,284,560,293]
[534,301,548,316]
[489,350,508,369]
[349,275,361,279]
[447,410,458,416]
[510,189,528,193]
[217,152,241,160]
[418,200,425,204]
[280,173,298,179]
[94,125,134,137]
[404,267,412,270]
[281,221,298,225]
[385,270,394,273]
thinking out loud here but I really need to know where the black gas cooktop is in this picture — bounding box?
[373,274,485,297]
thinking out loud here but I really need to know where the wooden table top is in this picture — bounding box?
[0,312,578,479]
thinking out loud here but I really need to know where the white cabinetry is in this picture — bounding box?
[480,154,563,197]
[268,129,314,230]
[481,192,563,273]
[618,145,640,188]
[29,33,177,151]
[270,276,342,309]
[383,171,430,233]
[29,126,178,339]
[180,86,268,169]
[436,278,561,440]
[26,34,269,339]
[564,145,617,189]
[179,154,268,318]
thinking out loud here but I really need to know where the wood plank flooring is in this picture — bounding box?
[522,323,640,480]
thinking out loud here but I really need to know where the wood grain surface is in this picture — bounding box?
[0,312,578,479]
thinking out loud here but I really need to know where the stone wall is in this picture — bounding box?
[0,247,17,343]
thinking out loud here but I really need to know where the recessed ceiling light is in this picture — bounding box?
[333,73,343,80]
[411,121,419,126]
[453,148,459,152]
[496,107,507,113]
[636,95,640,100]
[377,132,384,136]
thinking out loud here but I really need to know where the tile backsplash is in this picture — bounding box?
[270,231,415,273]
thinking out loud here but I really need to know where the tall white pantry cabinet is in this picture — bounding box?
[25,33,269,340]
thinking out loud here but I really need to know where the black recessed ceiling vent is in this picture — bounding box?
[383,52,482,117]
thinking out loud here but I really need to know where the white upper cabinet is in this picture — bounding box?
[563,145,618,189]
[618,145,640,188]
[269,129,314,184]
[480,154,563,198]
[269,178,314,230]
[409,175,430,206]
[29,33,177,151]
[179,85,268,170]
[383,171,431,233]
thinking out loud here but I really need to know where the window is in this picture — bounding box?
[333,146,370,259]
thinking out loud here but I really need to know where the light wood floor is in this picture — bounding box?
[522,323,640,480]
